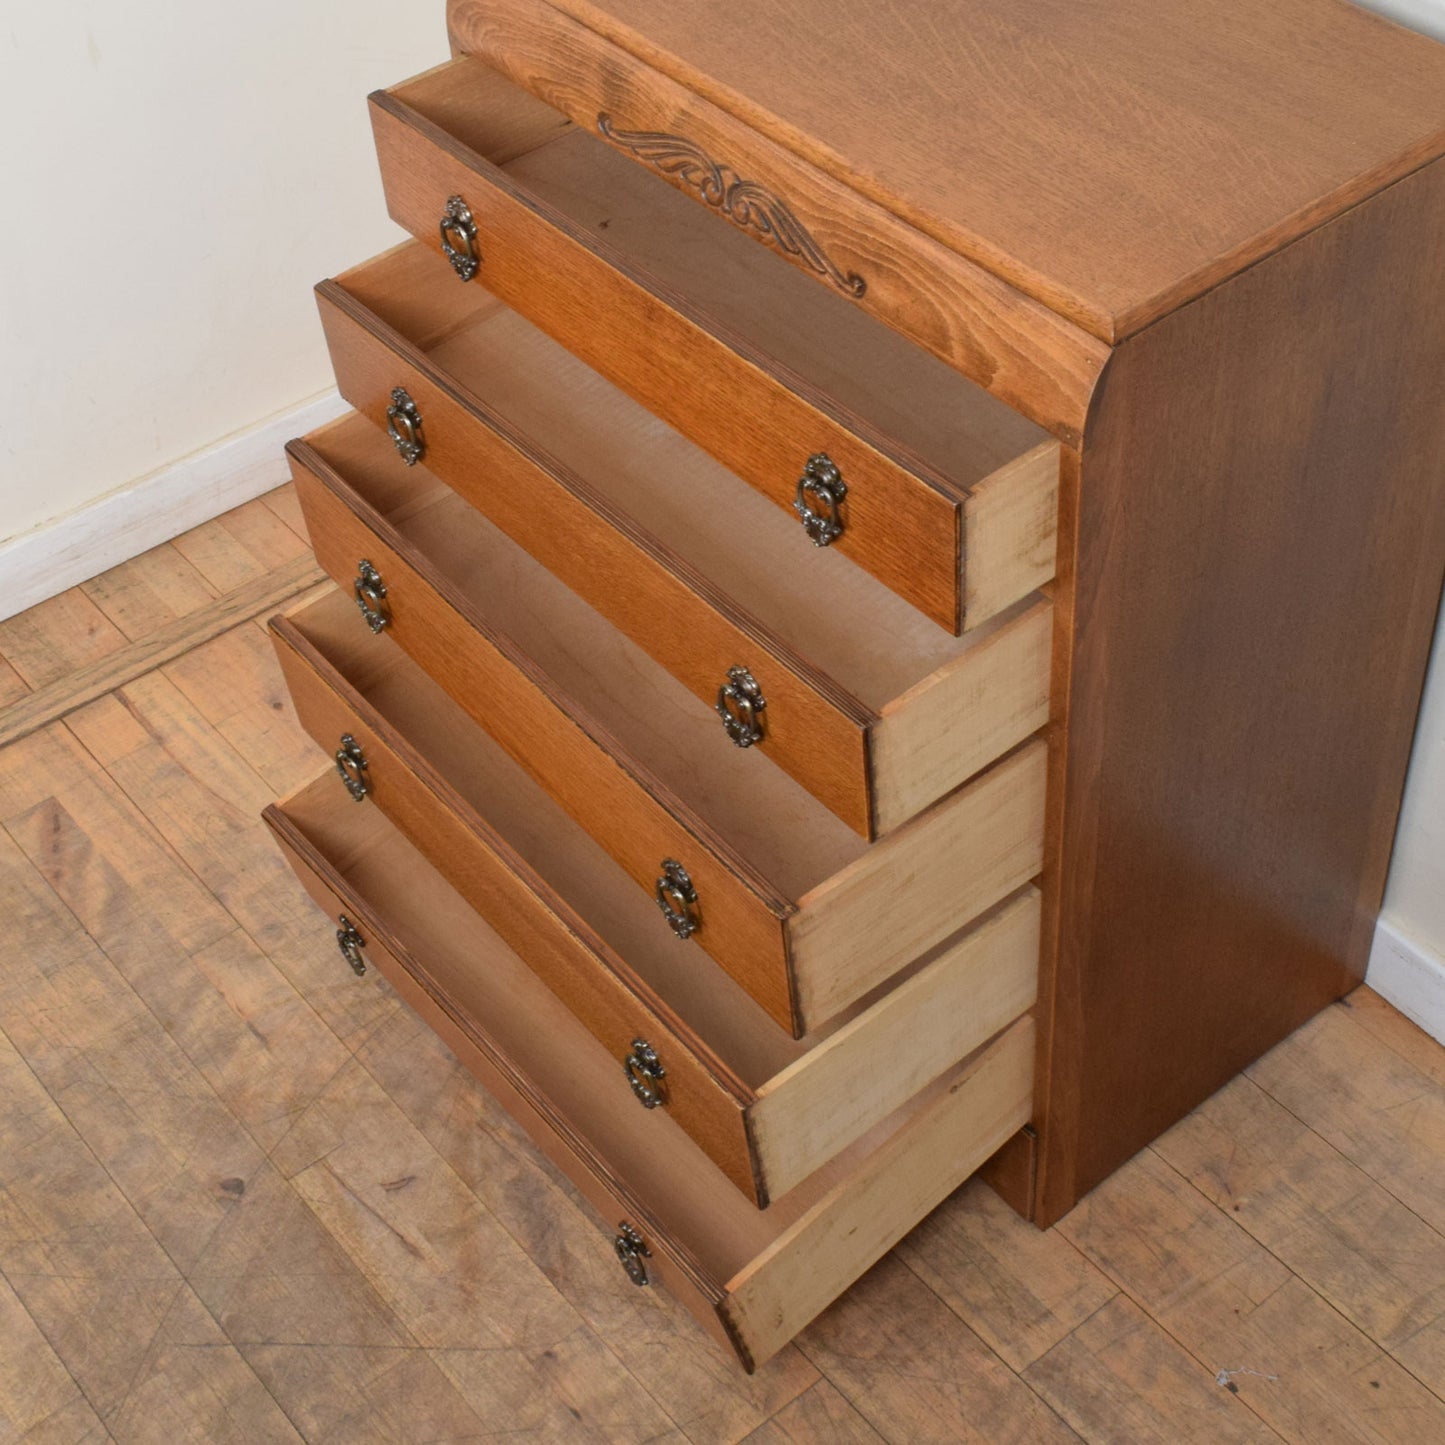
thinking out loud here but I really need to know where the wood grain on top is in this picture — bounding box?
[452,0,1445,339]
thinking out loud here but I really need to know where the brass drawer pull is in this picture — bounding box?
[387,387,425,466]
[439,194,481,281]
[335,734,370,802]
[794,453,847,546]
[623,1038,667,1108]
[655,858,700,939]
[717,666,766,748]
[336,914,368,976]
[354,559,390,634]
[614,1222,652,1287]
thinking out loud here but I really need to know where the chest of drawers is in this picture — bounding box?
[261,0,1445,1369]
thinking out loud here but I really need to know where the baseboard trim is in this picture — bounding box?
[1366,915,1445,1045]
[0,390,346,623]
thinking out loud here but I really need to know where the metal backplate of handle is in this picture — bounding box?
[614,1223,652,1286]
[335,734,370,802]
[623,1038,666,1108]
[386,388,425,466]
[439,195,480,281]
[794,452,847,546]
[336,915,368,976]
[717,666,766,748]
[354,559,390,634]
[655,859,700,940]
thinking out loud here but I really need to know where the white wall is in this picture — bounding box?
[0,0,443,545]
[1386,626,1445,949]
[1358,0,1445,41]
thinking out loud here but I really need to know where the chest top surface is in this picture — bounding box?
[524,0,1445,341]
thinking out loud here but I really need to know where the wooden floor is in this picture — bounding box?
[3,489,1445,1445]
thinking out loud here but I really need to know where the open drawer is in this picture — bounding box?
[357,56,1059,632]
[298,318,1052,838]
[271,585,1040,1206]
[284,415,1047,1035]
[264,770,1035,1369]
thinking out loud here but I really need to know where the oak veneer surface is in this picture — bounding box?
[448,0,1445,339]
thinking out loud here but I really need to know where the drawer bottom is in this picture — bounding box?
[263,771,1034,1370]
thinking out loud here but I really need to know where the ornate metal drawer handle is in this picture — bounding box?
[439,195,480,282]
[655,859,699,940]
[717,666,766,748]
[386,387,425,467]
[795,453,847,546]
[354,559,390,634]
[614,1222,652,1287]
[336,915,368,976]
[335,734,370,802]
[623,1038,667,1109]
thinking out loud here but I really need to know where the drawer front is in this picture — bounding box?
[274,579,1042,1204]
[269,612,767,1202]
[369,87,968,629]
[444,0,1106,447]
[261,800,736,1357]
[311,294,877,838]
[287,445,800,1029]
[265,788,1034,1370]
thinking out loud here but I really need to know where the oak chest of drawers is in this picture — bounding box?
[262,0,1445,1370]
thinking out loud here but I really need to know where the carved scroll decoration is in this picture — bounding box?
[597,115,867,298]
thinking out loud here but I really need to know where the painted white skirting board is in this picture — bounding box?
[0,390,347,622]
[1366,915,1445,1044]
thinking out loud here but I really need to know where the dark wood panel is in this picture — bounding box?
[1034,156,1445,1224]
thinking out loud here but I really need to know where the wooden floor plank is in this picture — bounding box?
[80,542,218,643]
[0,655,30,707]
[266,1050,679,1442]
[795,1254,1082,1445]
[0,824,275,1275]
[1022,1294,1284,1444]
[180,1150,507,1443]
[0,589,128,690]
[172,498,311,595]
[63,673,399,1053]
[897,1176,1118,1370]
[354,1003,817,1443]
[0,1025,300,1444]
[0,556,325,752]
[0,723,352,1156]
[1247,1000,1445,1240]
[259,482,309,543]
[1156,1072,1445,1395]
[238,1344,514,1444]
[0,734,551,1441]
[1330,987,1445,1093]
[1059,1147,1445,1444]
[163,621,331,799]
[740,1380,886,1444]
[0,1267,110,1444]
